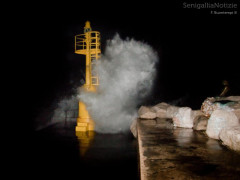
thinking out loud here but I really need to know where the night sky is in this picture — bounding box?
[19,1,239,131]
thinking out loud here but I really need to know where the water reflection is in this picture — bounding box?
[173,127,223,150]
[76,131,95,157]
[206,139,222,150]
[30,122,139,180]
[172,126,240,171]
[173,128,193,146]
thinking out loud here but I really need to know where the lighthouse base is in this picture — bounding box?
[75,118,95,132]
[76,100,95,132]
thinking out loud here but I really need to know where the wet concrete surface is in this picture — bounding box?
[19,122,139,180]
[138,118,240,180]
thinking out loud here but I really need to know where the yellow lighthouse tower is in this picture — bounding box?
[75,21,101,132]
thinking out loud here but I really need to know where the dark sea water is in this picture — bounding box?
[21,122,139,180]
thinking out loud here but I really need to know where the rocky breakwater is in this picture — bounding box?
[202,96,240,151]
[131,96,240,152]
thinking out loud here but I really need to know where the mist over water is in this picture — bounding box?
[79,34,158,133]
[48,34,158,133]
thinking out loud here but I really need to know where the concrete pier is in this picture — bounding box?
[137,118,240,180]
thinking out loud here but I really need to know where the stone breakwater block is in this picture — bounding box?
[233,109,240,121]
[151,102,170,112]
[192,110,207,130]
[151,102,170,118]
[219,126,240,152]
[201,97,216,117]
[193,115,208,130]
[172,107,193,128]
[166,106,180,119]
[206,109,239,140]
[201,96,240,117]
[140,119,157,126]
[192,110,205,118]
[130,118,138,138]
[138,106,156,119]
